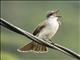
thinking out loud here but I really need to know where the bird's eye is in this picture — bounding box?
[47,13,53,18]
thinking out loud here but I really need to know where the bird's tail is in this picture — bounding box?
[17,41,48,53]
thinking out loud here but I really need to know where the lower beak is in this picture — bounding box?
[56,16,62,18]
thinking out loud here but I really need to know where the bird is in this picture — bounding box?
[17,9,61,53]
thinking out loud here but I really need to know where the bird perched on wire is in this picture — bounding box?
[17,9,61,53]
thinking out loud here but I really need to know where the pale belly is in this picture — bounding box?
[38,22,59,39]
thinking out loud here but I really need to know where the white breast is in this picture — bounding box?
[38,17,59,39]
[48,18,59,38]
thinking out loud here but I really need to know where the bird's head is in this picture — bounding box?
[46,9,61,19]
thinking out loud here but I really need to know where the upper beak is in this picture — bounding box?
[54,9,59,14]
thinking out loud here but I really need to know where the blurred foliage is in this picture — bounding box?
[1,1,80,60]
[1,51,21,60]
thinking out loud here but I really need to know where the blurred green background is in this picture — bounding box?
[1,1,80,60]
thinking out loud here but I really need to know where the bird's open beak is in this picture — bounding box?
[53,9,62,18]
[52,9,60,17]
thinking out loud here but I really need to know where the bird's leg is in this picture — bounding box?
[42,36,54,44]
[48,39,54,44]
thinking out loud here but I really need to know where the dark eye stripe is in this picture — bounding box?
[46,13,53,18]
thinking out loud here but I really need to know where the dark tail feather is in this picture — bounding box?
[17,41,48,53]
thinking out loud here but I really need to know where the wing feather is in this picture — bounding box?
[33,21,47,35]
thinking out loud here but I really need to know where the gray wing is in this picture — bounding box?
[33,21,47,35]
[32,20,54,45]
